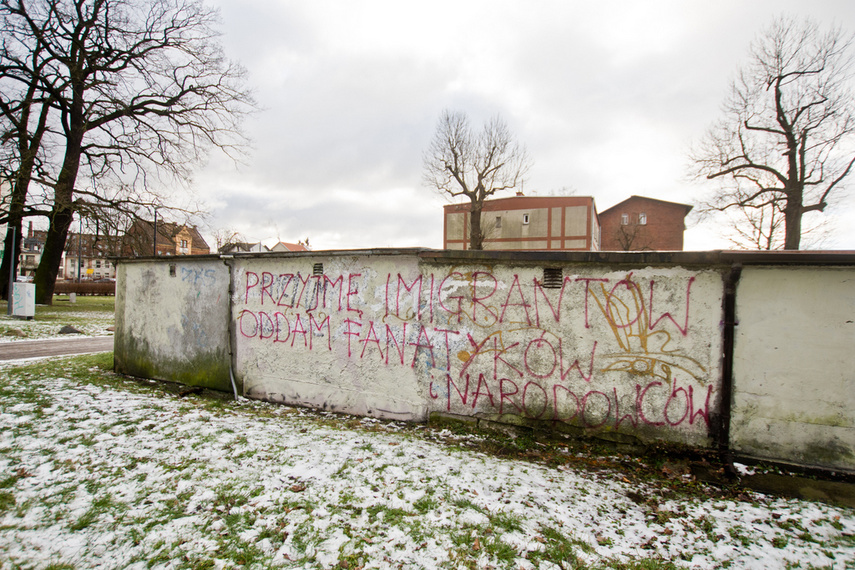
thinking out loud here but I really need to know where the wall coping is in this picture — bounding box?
[113,248,855,267]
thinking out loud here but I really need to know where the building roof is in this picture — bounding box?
[219,242,268,254]
[599,195,693,216]
[443,194,596,213]
[270,241,310,252]
[125,219,210,255]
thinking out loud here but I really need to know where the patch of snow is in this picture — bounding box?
[0,365,852,569]
[733,462,757,476]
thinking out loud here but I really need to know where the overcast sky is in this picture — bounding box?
[192,0,855,251]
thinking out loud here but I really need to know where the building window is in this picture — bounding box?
[620,213,629,225]
[181,239,188,248]
[522,213,530,225]
[638,213,647,225]
[495,216,502,228]
[95,260,101,268]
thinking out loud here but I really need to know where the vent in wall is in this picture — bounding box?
[313,263,324,276]
[542,267,563,289]
[169,264,177,277]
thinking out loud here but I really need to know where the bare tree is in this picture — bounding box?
[0,11,61,298]
[724,199,830,250]
[613,223,652,251]
[1,0,253,303]
[212,226,245,252]
[423,110,530,250]
[691,16,855,250]
[727,201,785,250]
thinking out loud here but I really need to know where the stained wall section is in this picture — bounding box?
[233,254,426,421]
[228,253,724,446]
[114,258,232,391]
[112,251,855,472]
[730,266,855,471]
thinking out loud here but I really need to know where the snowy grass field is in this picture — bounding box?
[0,296,115,340]
[0,352,853,569]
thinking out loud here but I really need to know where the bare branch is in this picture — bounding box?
[0,0,255,302]
[423,110,531,250]
[690,16,855,249]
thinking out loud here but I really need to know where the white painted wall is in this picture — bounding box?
[233,254,426,421]
[115,258,232,390]
[113,252,855,472]
[731,267,855,471]
[230,254,725,446]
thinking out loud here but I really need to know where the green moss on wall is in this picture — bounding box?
[115,333,233,392]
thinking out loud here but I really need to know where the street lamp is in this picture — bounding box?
[77,216,83,283]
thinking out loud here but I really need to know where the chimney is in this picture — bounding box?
[28,221,33,238]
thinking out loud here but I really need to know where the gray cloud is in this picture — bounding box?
[194,0,855,251]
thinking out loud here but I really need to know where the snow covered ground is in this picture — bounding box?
[0,353,852,569]
[0,298,114,341]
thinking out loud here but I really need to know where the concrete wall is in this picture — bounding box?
[115,258,233,391]
[113,250,855,473]
[233,253,426,421]
[730,266,855,472]
[178,251,724,447]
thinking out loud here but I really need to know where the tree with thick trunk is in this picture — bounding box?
[423,110,530,250]
[0,14,58,299]
[691,17,855,250]
[1,0,252,303]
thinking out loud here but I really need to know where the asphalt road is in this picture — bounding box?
[0,336,114,361]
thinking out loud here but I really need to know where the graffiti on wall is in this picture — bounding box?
[235,265,719,435]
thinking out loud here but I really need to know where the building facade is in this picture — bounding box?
[123,220,210,257]
[443,195,600,251]
[599,196,692,251]
[19,225,121,281]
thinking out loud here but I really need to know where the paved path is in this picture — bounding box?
[0,336,114,361]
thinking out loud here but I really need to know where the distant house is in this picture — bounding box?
[19,228,43,278]
[599,196,692,251]
[59,231,123,280]
[219,242,269,254]
[18,223,122,281]
[443,195,600,251]
[123,220,210,257]
[270,241,310,252]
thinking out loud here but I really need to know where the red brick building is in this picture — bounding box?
[599,196,692,251]
[443,195,600,251]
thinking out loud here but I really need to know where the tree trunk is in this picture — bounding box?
[34,128,83,305]
[0,181,26,299]
[34,201,73,304]
[469,201,483,250]
[0,127,43,299]
[783,190,802,250]
[0,224,23,300]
